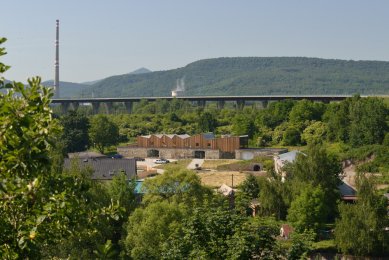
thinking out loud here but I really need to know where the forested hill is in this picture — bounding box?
[80,57,389,97]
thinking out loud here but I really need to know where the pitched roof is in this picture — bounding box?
[338,181,356,197]
[177,134,190,139]
[218,184,235,196]
[202,133,215,140]
[280,224,294,237]
[68,151,106,159]
[277,150,301,162]
[64,158,137,180]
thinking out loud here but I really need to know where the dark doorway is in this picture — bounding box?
[147,149,160,158]
[253,164,261,171]
[194,151,205,159]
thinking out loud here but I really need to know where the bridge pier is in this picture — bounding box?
[92,103,100,114]
[124,101,133,113]
[61,102,70,114]
[71,102,79,111]
[105,102,114,114]
[197,100,206,108]
[217,100,225,109]
[236,100,245,110]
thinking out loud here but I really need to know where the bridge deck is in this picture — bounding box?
[51,95,388,103]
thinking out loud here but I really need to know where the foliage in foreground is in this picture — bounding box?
[335,176,389,256]
[0,38,124,258]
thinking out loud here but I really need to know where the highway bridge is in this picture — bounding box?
[51,95,388,113]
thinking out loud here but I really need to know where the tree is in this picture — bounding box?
[162,205,282,260]
[60,111,90,153]
[124,201,185,259]
[226,217,281,259]
[108,172,136,250]
[232,111,256,138]
[0,38,68,257]
[287,185,329,234]
[282,126,301,146]
[323,101,349,142]
[161,204,244,259]
[259,178,289,220]
[89,114,119,153]
[289,100,326,125]
[0,39,123,258]
[287,230,315,260]
[348,96,388,146]
[0,38,84,258]
[256,100,295,129]
[45,159,123,259]
[142,166,211,205]
[239,174,261,199]
[198,111,218,132]
[301,121,327,145]
[287,144,342,219]
[335,176,389,256]
[324,96,389,146]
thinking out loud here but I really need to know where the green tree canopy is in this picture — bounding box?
[0,38,68,257]
[348,96,388,146]
[124,201,185,259]
[60,110,90,153]
[198,111,218,133]
[301,121,327,145]
[142,166,211,205]
[287,185,329,234]
[289,100,326,125]
[287,144,342,220]
[89,114,119,153]
[335,176,389,256]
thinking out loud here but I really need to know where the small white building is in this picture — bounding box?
[274,150,302,181]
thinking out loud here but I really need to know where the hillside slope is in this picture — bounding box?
[42,80,89,98]
[80,57,389,97]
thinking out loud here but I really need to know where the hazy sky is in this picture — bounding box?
[1,0,389,83]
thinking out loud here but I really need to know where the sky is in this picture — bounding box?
[1,0,389,83]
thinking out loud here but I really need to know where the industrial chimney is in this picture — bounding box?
[54,19,60,98]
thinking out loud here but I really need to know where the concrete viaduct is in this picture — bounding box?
[51,95,384,114]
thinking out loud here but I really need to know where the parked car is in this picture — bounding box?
[154,158,170,164]
[134,157,145,161]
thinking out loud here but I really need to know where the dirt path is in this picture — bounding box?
[187,159,204,170]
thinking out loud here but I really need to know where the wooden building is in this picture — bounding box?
[136,133,248,153]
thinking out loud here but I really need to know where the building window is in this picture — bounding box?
[207,143,211,147]
[196,143,199,147]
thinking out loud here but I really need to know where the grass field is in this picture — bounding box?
[202,159,239,169]
[154,159,192,170]
[199,171,249,188]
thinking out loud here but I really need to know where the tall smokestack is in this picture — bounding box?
[54,19,60,98]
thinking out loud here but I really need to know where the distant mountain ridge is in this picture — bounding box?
[42,80,89,98]
[129,67,151,74]
[82,67,151,86]
[79,57,389,97]
[40,68,152,97]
